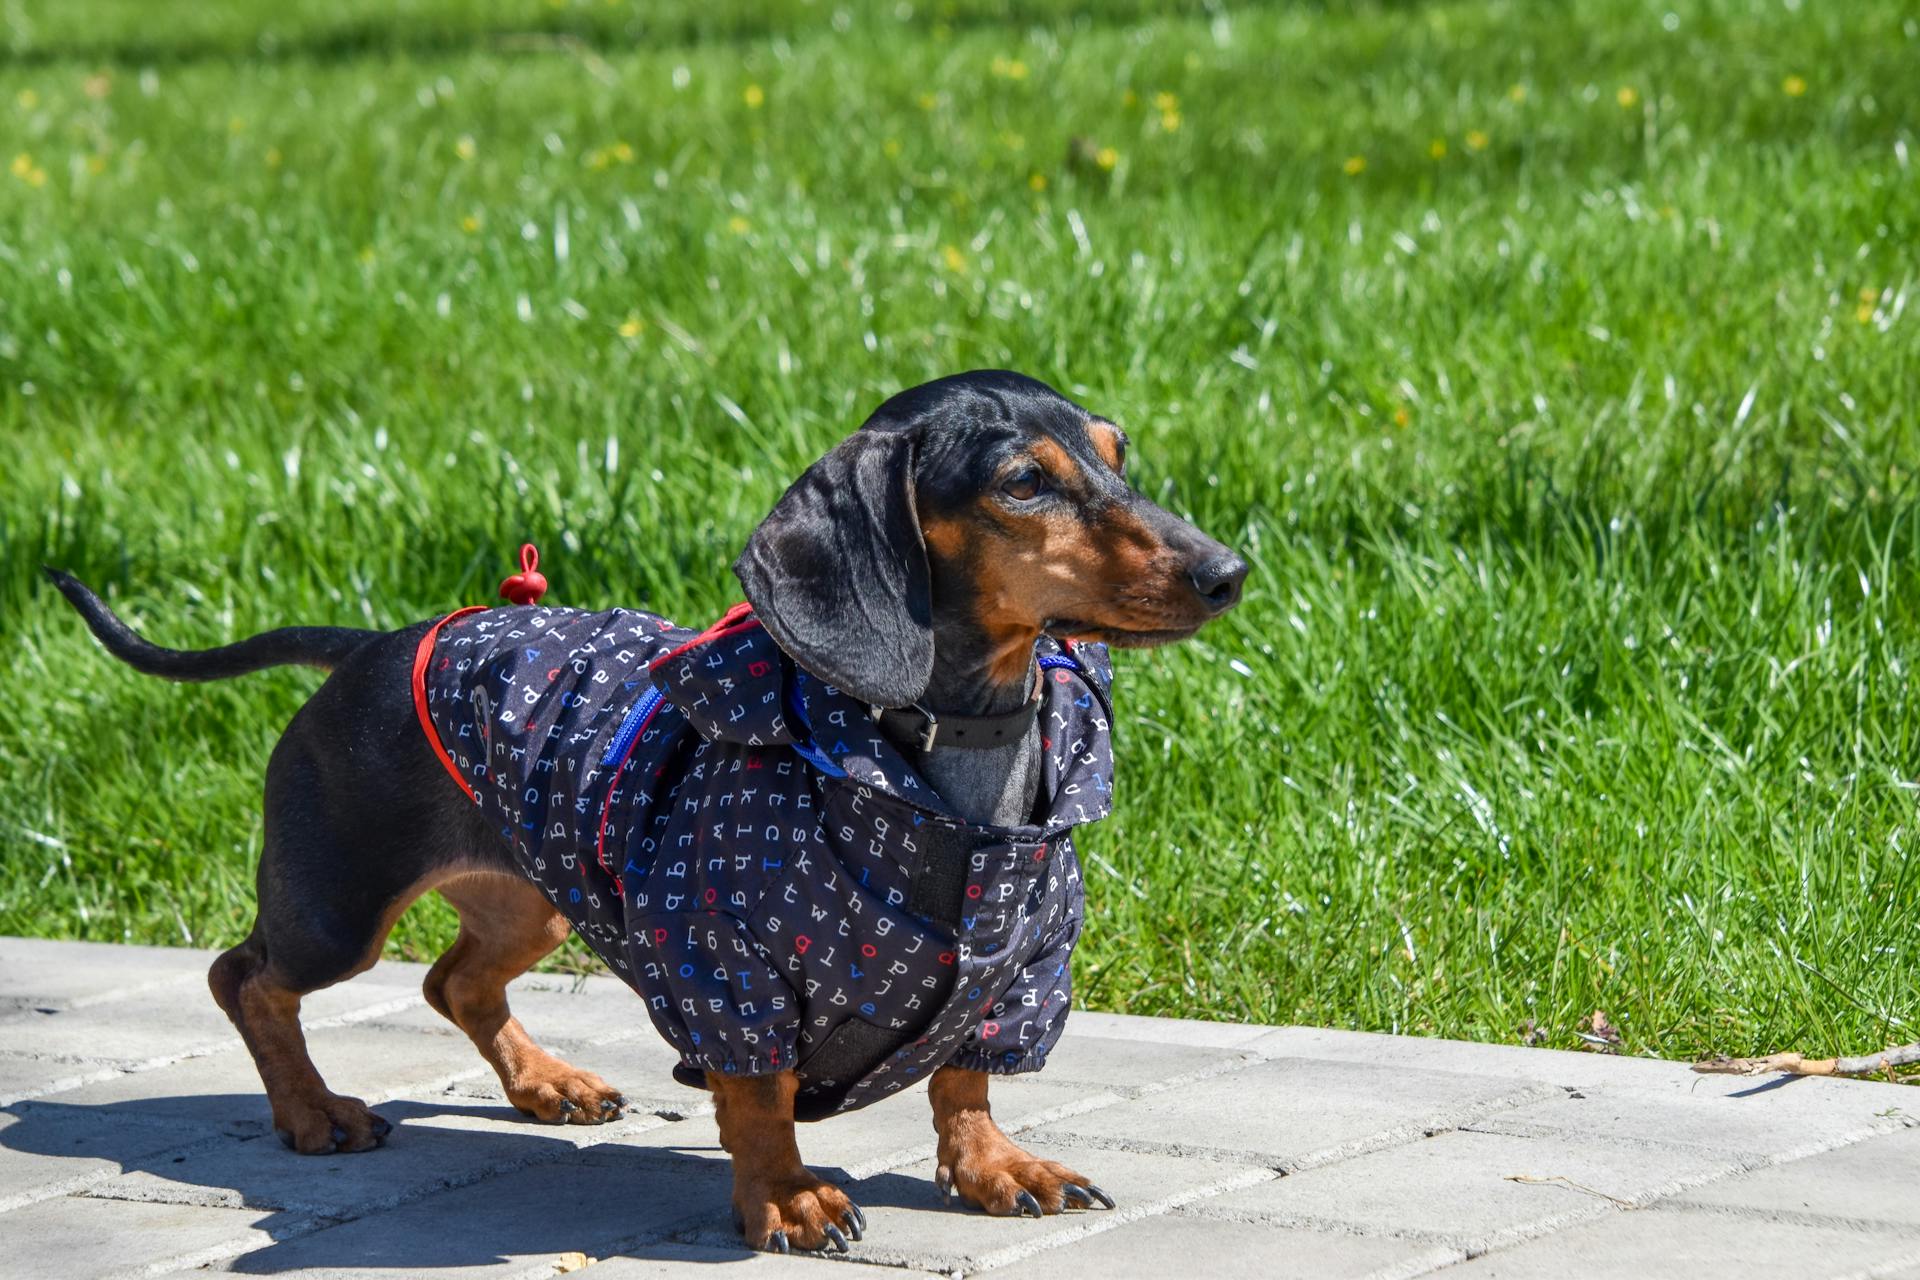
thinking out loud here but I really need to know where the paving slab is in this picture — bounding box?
[5,938,1920,1280]
[1672,1125,1920,1230]
[1029,1055,1558,1170]
[7,1024,508,1136]
[0,937,214,1010]
[1196,1128,1740,1251]
[201,1127,739,1278]
[1463,1078,1914,1163]
[1443,1204,1920,1278]
[0,1049,123,1106]
[584,1244,925,1278]
[0,1188,311,1280]
[0,1106,219,1213]
[1029,1028,1258,1096]
[981,1208,1459,1279]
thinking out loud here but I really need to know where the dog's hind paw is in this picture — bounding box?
[272,1091,390,1155]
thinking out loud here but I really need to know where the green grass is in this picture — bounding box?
[2,0,1917,1065]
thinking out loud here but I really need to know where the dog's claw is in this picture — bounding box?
[767,1231,789,1254]
[824,1224,849,1253]
[558,1099,579,1116]
[1064,1184,1093,1208]
[848,1204,867,1236]
[1014,1189,1043,1218]
[598,1098,619,1112]
[1086,1183,1115,1209]
[368,1114,392,1139]
[328,1125,347,1147]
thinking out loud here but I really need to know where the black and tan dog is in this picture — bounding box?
[49,370,1246,1252]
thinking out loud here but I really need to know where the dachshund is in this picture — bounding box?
[48,369,1247,1253]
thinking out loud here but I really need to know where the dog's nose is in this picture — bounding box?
[1188,554,1249,614]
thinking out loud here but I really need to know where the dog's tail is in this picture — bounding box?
[45,568,379,681]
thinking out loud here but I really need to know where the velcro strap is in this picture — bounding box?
[904,822,975,928]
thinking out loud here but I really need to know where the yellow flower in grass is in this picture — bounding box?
[83,72,111,100]
[727,215,751,235]
[11,153,33,178]
[1393,405,1412,428]
[1429,137,1448,159]
[1342,154,1366,175]
[1465,129,1489,151]
[1154,91,1178,113]
[1160,109,1182,132]
[460,213,481,234]
[1507,83,1526,103]
[16,89,38,109]
[454,134,476,161]
[265,147,282,169]
[1782,74,1807,97]
[990,56,1028,80]
[1029,171,1047,191]
[941,244,968,273]
[87,154,108,175]
[1857,287,1878,324]
[917,92,938,111]
[228,115,247,134]
[618,313,645,338]
[1095,145,1118,171]
[357,246,376,265]
[1122,88,1138,108]
[1616,85,1639,108]
[743,83,765,109]
[611,141,633,163]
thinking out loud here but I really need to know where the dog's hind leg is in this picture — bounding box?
[209,933,402,1154]
[424,872,626,1125]
[212,659,475,1156]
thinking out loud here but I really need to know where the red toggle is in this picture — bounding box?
[498,543,548,606]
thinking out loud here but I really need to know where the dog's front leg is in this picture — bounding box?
[927,1065,1114,1216]
[708,1070,865,1253]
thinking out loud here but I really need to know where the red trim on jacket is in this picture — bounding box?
[412,606,490,802]
[648,601,758,671]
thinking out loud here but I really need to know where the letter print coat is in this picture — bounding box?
[414,601,1115,1120]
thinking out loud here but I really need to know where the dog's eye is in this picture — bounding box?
[1002,469,1050,502]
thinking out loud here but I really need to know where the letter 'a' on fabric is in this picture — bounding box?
[415,603,1115,1121]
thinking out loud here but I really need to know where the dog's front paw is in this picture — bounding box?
[733,1173,866,1253]
[504,1054,627,1124]
[936,1149,1114,1218]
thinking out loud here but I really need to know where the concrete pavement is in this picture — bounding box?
[2,937,1916,1279]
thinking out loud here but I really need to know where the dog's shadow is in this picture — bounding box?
[2,1094,929,1272]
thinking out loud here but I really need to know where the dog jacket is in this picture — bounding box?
[413,601,1114,1120]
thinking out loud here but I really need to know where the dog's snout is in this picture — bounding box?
[1187,554,1249,614]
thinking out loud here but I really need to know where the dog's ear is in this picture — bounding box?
[733,427,933,709]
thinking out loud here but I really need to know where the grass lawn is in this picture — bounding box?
[2,0,1916,1065]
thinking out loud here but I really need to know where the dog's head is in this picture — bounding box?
[735,370,1248,708]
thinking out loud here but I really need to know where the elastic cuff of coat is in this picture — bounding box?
[681,1052,795,1078]
[947,1048,1048,1076]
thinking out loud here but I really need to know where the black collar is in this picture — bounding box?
[870,687,1043,753]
